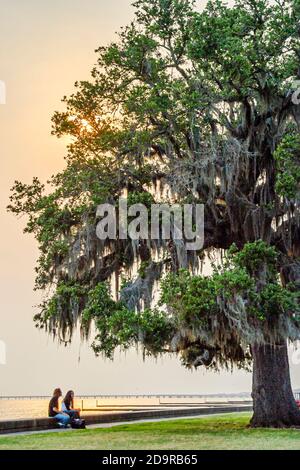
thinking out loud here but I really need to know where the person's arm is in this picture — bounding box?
[54,406,69,416]
[71,399,81,413]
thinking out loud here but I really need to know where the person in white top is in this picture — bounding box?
[61,390,81,420]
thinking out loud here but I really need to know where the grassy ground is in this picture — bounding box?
[0,413,300,450]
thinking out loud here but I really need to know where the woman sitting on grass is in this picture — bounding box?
[62,390,81,420]
[48,388,71,428]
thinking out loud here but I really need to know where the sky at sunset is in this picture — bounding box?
[0,0,299,397]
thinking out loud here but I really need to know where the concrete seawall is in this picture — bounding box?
[0,405,253,435]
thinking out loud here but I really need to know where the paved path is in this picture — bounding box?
[0,412,250,438]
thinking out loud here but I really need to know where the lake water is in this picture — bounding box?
[0,395,251,420]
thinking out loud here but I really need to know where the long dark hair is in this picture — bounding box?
[53,388,62,398]
[63,390,74,408]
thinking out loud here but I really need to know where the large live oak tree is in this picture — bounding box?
[8,0,300,427]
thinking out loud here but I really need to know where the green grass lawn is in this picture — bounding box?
[0,413,300,450]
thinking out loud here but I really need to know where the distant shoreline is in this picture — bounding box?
[0,392,252,400]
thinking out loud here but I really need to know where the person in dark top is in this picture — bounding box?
[48,388,71,428]
[62,390,81,420]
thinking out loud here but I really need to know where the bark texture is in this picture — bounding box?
[250,342,300,428]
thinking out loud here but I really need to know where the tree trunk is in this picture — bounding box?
[250,342,300,428]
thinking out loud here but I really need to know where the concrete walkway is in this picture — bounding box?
[0,411,251,438]
[0,403,253,435]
